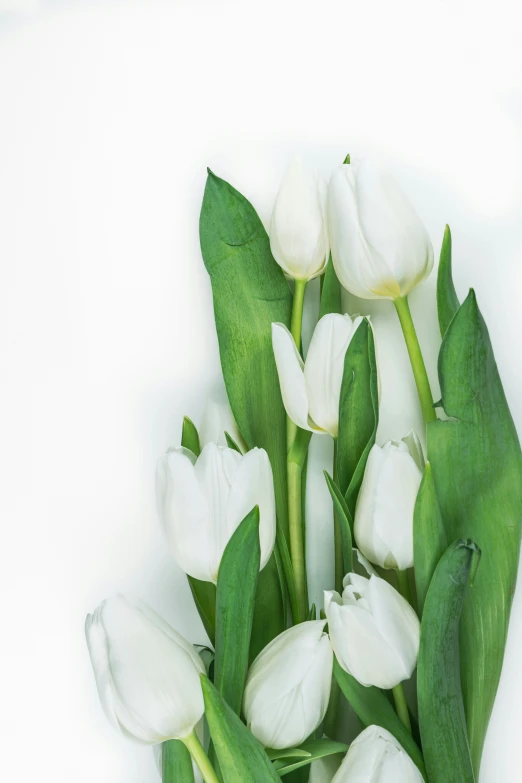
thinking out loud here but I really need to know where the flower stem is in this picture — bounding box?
[393,296,436,426]
[288,428,311,623]
[182,730,220,783]
[333,439,344,594]
[392,683,412,733]
[396,568,413,606]
[287,279,307,450]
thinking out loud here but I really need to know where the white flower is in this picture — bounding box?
[156,443,276,583]
[85,596,205,743]
[354,431,423,570]
[272,313,364,437]
[331,725,424,782]
[199,392,246,452]
[328,159,433,300]
[270,157,328,281]
[243,621,333,749]
[325,573,420,690]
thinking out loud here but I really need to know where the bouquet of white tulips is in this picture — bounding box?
[85,155,522,783]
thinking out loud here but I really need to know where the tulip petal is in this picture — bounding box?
[354,444,396,569]
[272,322,317,432]
[366,576,420,680]
[85,612,120,732]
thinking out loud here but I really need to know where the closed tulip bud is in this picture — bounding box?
[156,443,276,583]
[199,392,247,452]
[85,596,205,743]
[331,725,424,782]
[354,432,423,570]
[328,159,433,300]
[272,313,364,437]
[325,573,420,689]
[270,158,328,281]
[243,621,333,749]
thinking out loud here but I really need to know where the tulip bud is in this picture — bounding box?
[243,621,333,749]
[325,573,420,689]
[331,725,424,782]
[270,158,328,281]
[328,159,433,300]
[354,432,423,570]
[272,313,364,437]
[199,391,247,452]
[156,443,276,583]
[85,596,205,743]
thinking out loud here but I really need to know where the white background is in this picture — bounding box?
[1,0,522,780]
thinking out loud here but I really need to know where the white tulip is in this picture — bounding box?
[328,159,433,300]
[199,391,247,452]
[325,573,420,690]
[272,313,364,437]
[331,725,424,782]
[156,443,276,583]
[85,596,205,743]
[354,432,423,570]
[270,158,329,281]
[243,621,333,749]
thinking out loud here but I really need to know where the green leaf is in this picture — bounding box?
[336,318,378,513]
[181,415,201,457]
[201,675,281,782]
[323,471,353,573]
[319,256,342,318]
[333,660,426,779]
[214,506,260,715]
[187,577,216,647]
[436,225,460,336]
[413,462,448,615]
[225,431,243,453]
[427,289,522,772]
[274,739,348,776]
[418,539,480,783]
[250,557,285,662]
[265,749,312,761]
[161,739,195,782]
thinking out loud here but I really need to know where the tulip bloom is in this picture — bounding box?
[331,725,424,782]
[270,158,328,281]
[328,159,433,300]
[243,621,333,749]
[325,573,420,689]
[199,393,247,452]
[156,443,276,583]
[85,596,205,743]
[354,432,423,570]
[272,313,364,437]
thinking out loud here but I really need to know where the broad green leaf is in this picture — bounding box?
[181,415,201,457]
[427,289,522,772]
[319,256,342,318]
[161,739,194,782]
[187,578,216,647]
[274,739,348,776]
[214,506,260,715]
[275,522,300,627]
[414,462,448,614]
[201,675,280,782]
[418,540,480,783]
[323,471,353,573]
[437,225,460,336]
[334,660,426,779]
[336,319,378,513]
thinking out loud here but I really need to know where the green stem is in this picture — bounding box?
[287,279,307,450]
[393,296,436,425]
[182,730,220,783]
[392,683,412,734]
[396,568,413,606]
[332,439,344,594]
[288,428,311,623]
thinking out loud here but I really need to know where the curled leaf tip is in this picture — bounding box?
[343,153,351,164]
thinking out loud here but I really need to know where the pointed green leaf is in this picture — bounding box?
[162,739,195,782]
[187,577,216,647]
[274,739,348,776]
[323,471,353,573]
[224,431,243,453]
[201,675,280,782]
[265,748,312,761]
[414,462,448,614]
[214,506,260,715]
[181,415,201,457]
[319,256,342,317]
[418,539,480,783]
[336,319,378,513]
[437,225,460,336]
[333,660,426,779]
[428,289,522,771]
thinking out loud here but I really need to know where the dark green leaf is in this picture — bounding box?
[162,739,194,782]
[181,415,201,457]
[323,471,353,573]
[418,539,480,783]
[336,319,378,513]
[436,225,460,336]
[319,256,342,318]
[414,462,448,614]
[275,739,348,776]
[427,289,522,771]
[250,557,285,663]
[201,675,280,782]
[214,506,260,715]
[225,431,243,453]
[334,660,426,779]
[187,577,216,647]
